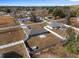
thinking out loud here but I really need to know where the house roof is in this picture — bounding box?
[0,28,25,46]
[48,27,68,40]
[17,18,31,21]
[32,43,68,58]
[27,33,62,50]
[29,29,48,37]
[0,43,29,58]
[28,22,48,36]
[0,16,15,25]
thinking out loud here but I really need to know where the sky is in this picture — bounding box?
[0,0,79,6]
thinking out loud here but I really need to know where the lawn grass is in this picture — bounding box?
[24,21,33,24]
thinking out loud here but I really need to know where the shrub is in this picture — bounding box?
[52,8,65,18]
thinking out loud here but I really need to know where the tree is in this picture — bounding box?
[32,8,35,11]
[62,6,70,9]
[69,11,77,17]
[48,8,53,14]
[76,8,79,16]
[66,10,77,25]
[64,28,79,54]
[31,13,37,22]
[6,9,11,13]
[52,8,65,18]
[66,15,71,25]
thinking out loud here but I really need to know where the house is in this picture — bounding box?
[0,43,30,58]
[17,17,31,22]
[0,16,29,58]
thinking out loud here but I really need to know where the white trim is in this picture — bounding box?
[18,21,29,41]
[46,25,53,29]
[63,24,79,32]
[38,34,46,38]
[44,26,66,40]
[0,40,23,49]
[40,19,51,24]
[22,41,31,58]
[18,20,30,57]
[0,40,30,58]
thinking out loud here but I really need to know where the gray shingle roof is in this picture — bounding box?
[29,29,49,37]
[49,22,63,28]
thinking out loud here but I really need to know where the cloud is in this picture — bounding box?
[69,0,79,2]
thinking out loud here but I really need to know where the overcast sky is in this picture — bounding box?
[0,0,79,6]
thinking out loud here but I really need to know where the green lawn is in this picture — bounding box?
[24,21,33,24]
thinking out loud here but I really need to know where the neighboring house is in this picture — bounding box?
[17,17,31,22]
[15,11,31,18]
[15,11,26,17]
[35,16,43,22]
[27,11,31,16]
[32,9,48,16]
[0,12,6,16]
